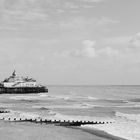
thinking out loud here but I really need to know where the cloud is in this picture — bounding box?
[3,9,48,22]
[98,47,119,57]
[59,17,118,30]
[98,32,140,63]
[102,36,131,45]
[0,0,114,32]
[79,0,103,3]
[55,39,120,58]
[0,0,104,15]
[129,32,140,48]
[74,40,97,57]
[55,40,97,58]
[96,17,119,25]
[64,0,103,9]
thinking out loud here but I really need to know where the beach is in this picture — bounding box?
[0,85,140,140]
[0,120,126,140]
[0,0,139,139]
[0,121,94,140]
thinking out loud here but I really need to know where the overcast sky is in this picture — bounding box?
[0,0,140,85]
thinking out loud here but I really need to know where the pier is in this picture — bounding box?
[0,71,48,94]
[0,87,48,94]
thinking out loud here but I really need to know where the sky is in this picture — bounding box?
[0,0,140,85]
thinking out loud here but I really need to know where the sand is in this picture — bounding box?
[80,127,127,140]
[0,121,105,140]
[1,121,128,140]
[81,120,140,140]
[0,110,126,140]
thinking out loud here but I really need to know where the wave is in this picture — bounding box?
[81,121,140,140]
[9,94,99,103]
[0,108,109,122]
[37,107,50,111]
[50,111,114,122]
[1,109,139,140]
[80,103,95,108]
[71,96,98,100]
[115,111,140,122]
[129,98,140,103]
[0,110,40,120]
[9,95,71,103]
[87,96,98,100]
[10,96,40,100]
[32,106,56,115]
[39,95,72,101]
[81,111,140,140]
[30,105,113,121]
[9,95,60,100]
[32,103,96,110]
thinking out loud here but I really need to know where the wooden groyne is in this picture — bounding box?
[0,110,114,126]
[0,110,10,113]
[0,117,114,126]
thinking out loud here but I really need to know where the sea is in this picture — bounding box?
[1,85,140,140]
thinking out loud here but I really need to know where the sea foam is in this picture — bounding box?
[81,111,140,140]
[81,121,140,140]
[115,111,140,122]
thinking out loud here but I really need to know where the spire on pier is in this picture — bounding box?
[12,70,16,77]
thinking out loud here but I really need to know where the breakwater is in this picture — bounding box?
[0,110,114,126]
[0,117,114,126]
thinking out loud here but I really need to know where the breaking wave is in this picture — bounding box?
[81,111,140,140]
[87,96,98,100]
[115,111,140,122]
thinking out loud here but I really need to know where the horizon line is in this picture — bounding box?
[47,84,140,86]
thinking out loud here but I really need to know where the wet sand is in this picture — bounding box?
[0,88,138,140]
[0,119,128,140]
[79,127,127,140]
[0,121,98,140]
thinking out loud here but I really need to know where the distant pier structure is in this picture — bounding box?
[0,71,48,94]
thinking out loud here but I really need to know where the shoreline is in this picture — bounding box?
[81,121,140,140]
[0,120,94,140]
[0,109,131,140]
[0,120,127,140]
[78,126,127,140]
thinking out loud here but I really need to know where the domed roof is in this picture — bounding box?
[3,71,36,83]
